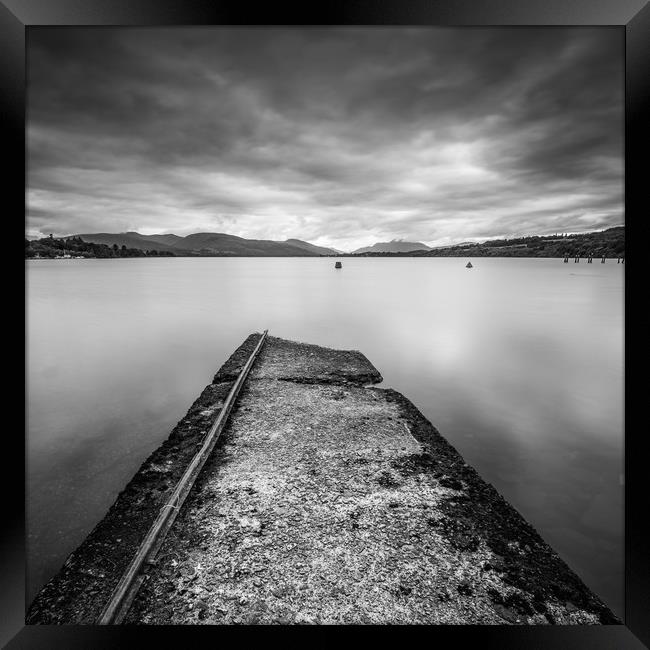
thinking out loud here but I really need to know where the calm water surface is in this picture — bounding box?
[26,257,624,616]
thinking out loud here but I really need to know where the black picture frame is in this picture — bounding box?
[5,1,649,647]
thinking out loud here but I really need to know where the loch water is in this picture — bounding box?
[26,257,624,616]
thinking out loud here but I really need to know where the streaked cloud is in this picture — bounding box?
[27,27,623,250]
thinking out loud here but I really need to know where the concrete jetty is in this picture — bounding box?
[27,333,619,625]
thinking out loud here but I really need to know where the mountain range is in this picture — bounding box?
[66,229,623,258]
[73,232,341,256]
[72,232,431,256]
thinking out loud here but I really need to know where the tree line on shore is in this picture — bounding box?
[25,235,176,259]
[351,227,625,258]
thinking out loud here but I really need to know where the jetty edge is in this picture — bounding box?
[26,333,620,625]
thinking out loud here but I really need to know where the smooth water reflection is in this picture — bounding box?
[26,257,624,615]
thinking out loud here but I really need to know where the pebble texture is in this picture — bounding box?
[27,334,620,625]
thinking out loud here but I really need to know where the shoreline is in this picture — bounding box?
[26,255,626,260]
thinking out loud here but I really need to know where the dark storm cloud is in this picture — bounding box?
[26,27,623,249]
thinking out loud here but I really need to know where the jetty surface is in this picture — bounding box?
[27,333,619,625]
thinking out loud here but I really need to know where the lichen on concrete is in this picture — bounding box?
[27,333,620,625]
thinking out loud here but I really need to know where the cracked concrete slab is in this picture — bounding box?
[27,334,619,626]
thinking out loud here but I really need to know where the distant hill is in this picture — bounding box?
[285,239,340,255]
[351,227,625,258]
[73,232,339,256]
[26,236,174,259]
[176,233,332,256]
[144,233,186,247]
[75,232,178,253]
[353,240,432,254]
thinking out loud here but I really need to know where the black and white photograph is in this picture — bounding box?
[23,24,628,628]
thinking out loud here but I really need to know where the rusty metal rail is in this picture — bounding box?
[96,330,268,624]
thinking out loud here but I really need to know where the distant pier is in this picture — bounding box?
[564,254,624,264]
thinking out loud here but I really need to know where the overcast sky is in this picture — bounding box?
[27,27,623,251]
